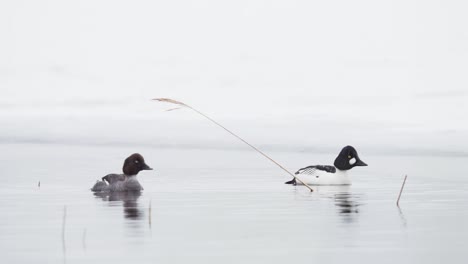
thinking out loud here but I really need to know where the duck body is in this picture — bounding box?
[91,153,152,193]
[286,146,367,186]
[292,166,351,185]
[91,175,143,192]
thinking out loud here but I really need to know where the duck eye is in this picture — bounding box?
[134,160,139,164]
[348,155,352,159]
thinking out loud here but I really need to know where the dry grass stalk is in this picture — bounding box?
[153,98,314,192]
[149,200,152,228]
[166,107,182,112]
[154,98,187,106]
[397,175,408,207]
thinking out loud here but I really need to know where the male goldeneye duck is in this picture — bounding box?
[285,146,367,186]
[91,153,153,192]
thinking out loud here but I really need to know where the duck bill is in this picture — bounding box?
[354,159,368,166]
[142,163,153,170]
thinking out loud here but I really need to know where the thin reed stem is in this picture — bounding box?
[153,98,314,192]
[149,200,152,228]
[397,175,407,207]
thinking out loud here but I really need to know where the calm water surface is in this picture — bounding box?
[0,143,467,263]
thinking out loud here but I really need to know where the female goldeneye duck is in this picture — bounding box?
[91,153,153,192]
[285,146,367,186]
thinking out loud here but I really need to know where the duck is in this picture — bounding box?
[285,146,367,185]
[91,153,153,192]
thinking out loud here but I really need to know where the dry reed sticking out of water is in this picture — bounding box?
[152,98,314,192]
[397,175,408,207]
[149,200,152,228]
[38,181,40,188]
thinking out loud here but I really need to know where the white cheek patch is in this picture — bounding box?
[349,158,356,165]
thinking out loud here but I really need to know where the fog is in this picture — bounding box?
[1,1,467,154]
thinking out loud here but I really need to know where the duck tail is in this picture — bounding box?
[284,179,296,185]
[91,180,108,192]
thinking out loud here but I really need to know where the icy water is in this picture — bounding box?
[0,143,467,263]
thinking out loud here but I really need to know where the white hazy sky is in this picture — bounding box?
[1,1,467,154]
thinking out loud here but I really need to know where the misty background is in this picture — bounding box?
[1,0,467,156]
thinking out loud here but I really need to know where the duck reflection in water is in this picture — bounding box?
[316,186,362,223]
[334,192,361,214]
[94,191,143,220]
